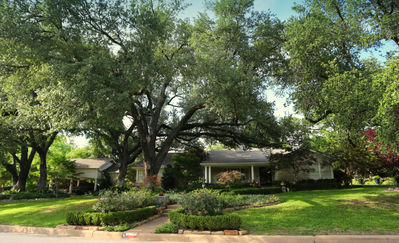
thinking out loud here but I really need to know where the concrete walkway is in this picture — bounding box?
[129,216,169,233]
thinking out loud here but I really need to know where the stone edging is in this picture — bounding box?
[177,229,248,236]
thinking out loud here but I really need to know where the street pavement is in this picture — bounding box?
[0,233,165,243]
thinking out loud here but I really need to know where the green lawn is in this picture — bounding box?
[231,187,399,235]
[0,196,97,227]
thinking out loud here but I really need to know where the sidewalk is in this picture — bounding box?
[1,224,399,243]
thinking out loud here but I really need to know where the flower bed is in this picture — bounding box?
[93,189,156,212]
[66,206,157,226]
[169,208,241,231]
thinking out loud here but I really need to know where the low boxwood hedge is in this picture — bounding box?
[169,209,241,231]
[231,187,281,195]
[66,206,157,226]
[289,179,338,191]
[0,194,10,200]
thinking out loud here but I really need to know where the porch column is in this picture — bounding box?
[68,179,73,194]
[94,178,98,191]
[208,166,212,183]
[204,166,208,182]
[318,162,322,179]
[77,179,80,187]
[136,169,139,183]
[251,165,254,182]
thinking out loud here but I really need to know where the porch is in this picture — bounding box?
[201,164,274,185]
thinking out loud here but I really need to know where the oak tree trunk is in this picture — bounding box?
[37,152,47,190]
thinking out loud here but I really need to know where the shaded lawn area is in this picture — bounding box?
[0,196,97,227]
[231,187,399,235]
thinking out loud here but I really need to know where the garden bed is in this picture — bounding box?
[66,206,158,226]
[169,208,242,231]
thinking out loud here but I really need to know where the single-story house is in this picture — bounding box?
[70,158,119,191]
[133,149,334,185]
[132,153,178,183]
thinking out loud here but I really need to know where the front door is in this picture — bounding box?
[259,167,273,186]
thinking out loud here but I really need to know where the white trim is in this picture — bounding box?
[99,162,113,172]
[200,162,269,166]
[208,166,212,183]
[204,166,208,182]
[94,178,98,191]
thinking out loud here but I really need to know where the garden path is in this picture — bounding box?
[128,216,169,233]
[128,204,180,233]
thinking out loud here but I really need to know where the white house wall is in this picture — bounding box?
[76,168,101,179]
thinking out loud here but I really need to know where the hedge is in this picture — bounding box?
[169,209,241,230]
[289,179,338,191]
[231,187,281,195]
[66,206,157,226]
[0,194,10,200]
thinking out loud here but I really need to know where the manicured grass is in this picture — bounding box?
[0,196,97,227]
[231,187,399,235]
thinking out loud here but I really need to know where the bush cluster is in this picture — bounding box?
[155,223,179,233]
[352,177,398,186]
[66,206,157,226]
[93,189,156,212]
[175,188,279,217]
[382,177,398,185]
[290,179,338,191]
[177,189,224,216]
[169,209,241,231]
[0,191,70,200]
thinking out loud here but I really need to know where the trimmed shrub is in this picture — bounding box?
[290,179,338,191]
[105,223,134,232]
[169,209,241,230]
[231,187,281,195]
[93,189,156,212]
[155,223,179,233]
[177,189,224,216]
[364,180,376,185]
[382,177,398,186]
[66,206,157,226]
[0,194,11,200]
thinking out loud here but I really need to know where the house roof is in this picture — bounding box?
[201,149,270,165]
[132,153,181,169]
[71,158,113,169]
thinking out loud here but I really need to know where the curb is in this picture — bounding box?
[1,225,399,242]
